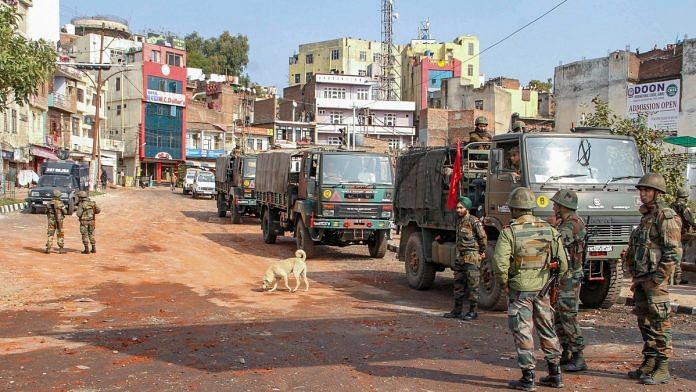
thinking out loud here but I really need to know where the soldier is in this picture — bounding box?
[45,188,67,254]
[510,121,527,133]
[624,173,681,385]
[76,190,101,254]
[510,112,520,131]
[493,187,568,391]
[670,187,693,285]
[508,146,521,173]
[443,196,487,321]
[469,116,492,143]
[550,190,587,372]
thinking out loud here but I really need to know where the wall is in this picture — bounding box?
[442,79,510,133]
[680,39,696,136]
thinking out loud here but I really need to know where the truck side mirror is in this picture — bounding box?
[490,148,504,174]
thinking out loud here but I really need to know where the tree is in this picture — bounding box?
[185,31,249,76]
[0,6,56,111]
[581,96,685,200]
[528,78,552,92]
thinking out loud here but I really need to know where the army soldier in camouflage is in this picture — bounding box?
[670,187,693,285]
[550,189,587,372]
[443,196,487,321]
[625,173,682,385]
[469,116,492,143]
[493,187,568,391]
[76,190,101,254]
[510,121,527,133]
[45,189,67,254]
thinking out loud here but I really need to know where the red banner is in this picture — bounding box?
[446,140,462,210]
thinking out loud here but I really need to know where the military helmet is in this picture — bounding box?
[676,187,689,199]
[475,116,488,126]
[512,121,526,131]
[457,196,473,210]
[551,189,578,210]
[635,172,667,193]
[77,191,89,199]
[510,146,519,153]
[507,187,537,209]
[52,189,62,199]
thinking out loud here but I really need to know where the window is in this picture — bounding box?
[116,105,122,116]
[92,94,97,105]
[388,138,401,149]
[147,76,182,93]
[358,70,367,76]
[331,49,339,60]
[11,109,17,133]
[294,73,300,84]
[373,53,381,62]
[357,88,369,100]
[256,139,263,151]
[330,112,343,124]
[115,77,121,91]
[72,118,79,136]
[305,54,313,64]
[359,51,367,61]
[306,72,313,82]
[77,88,84,103]
[467,64,474,77]
[150,50,161,63]
[166,52,182,67]
[384,113,396,126]
[468,42,474,56]
[328,136,341,145]
[475,100,484,110]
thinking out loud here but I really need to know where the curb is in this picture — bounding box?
[0,202,28,214]
[622,297,696,315]
[387,244,399,253]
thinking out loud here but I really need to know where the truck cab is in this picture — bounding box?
[27,161,89,215]
[215,153,259,223]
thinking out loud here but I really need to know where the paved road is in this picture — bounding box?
[0,187,694,391]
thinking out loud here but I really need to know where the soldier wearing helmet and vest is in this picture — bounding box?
[443,196,487,321]
[469,116,492,143]
[45,188,67,254]
[550,189,587,372]
[670,186,693,285]
[624,173,681,385]
[493,187,568,391]
[510,121,527,133]
[76,190,101,254]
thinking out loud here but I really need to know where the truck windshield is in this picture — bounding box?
[243,158,257,178]
[38,175,71,187]
[525,137,643,184]
[322,154,393,185]
[197,173,214,182]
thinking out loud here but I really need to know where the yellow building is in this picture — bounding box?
[288,38,402,98]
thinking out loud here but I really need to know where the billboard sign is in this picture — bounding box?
[627,79,680,136]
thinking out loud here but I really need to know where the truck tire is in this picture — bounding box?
[368,230,388,258]
[404,232,436,290]
[231,201,242,224]
[217,194,227,217]
[262,209,277,244]
[295,219,316,259]
[580,260,623,309]
[478,241,507,311]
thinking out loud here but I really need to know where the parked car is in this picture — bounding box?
[192,171,216,199]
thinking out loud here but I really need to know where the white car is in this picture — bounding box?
[192,171,216,199]
[183,168,199,195]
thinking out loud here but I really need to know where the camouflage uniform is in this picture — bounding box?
[493,187,568,391]
[551,190,587,372]
[76,191,101,253]
[469,129,492,143]
[670,188,694,285]
[452,212,487,315]
[45,189,67,254]
[625,173,682,384]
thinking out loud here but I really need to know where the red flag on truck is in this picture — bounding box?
[446,140,462,210]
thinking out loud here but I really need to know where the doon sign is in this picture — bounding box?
[626,79,680,135]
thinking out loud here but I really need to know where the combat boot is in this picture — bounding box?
[508,369,535,391]
[563,351,587,372]
[443,299,463,318]
[538,362,564,388]
[641,359,670,385]
[82,245,90,254]
[627,357,655,379]
[91,245,96,253]
[560,345,571,365]
[462,304,478,321]
[58,247,66,255]
[44,247,50,254]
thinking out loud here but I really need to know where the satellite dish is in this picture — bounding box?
[393,12,399,19]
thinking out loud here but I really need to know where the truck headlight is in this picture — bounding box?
[31,191,38,197]
[381,211,392,218]
[61,193,68,198]
[323,209,334,217]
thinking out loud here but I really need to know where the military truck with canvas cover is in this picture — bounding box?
[28,161,90,215]
[215,153,258,223]
[394,129,644,309]
[256,148,394,258]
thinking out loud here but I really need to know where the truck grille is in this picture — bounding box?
[336,204,380,219]
[586,224,634,243]
[345,192,375,200]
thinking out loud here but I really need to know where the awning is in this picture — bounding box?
[30,146,59,160]
[664,136,696,147]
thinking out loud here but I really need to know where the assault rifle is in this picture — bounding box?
[538,234,567,303]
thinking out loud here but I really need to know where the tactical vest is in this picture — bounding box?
[46,200,65,220]
[510,219,555,271]
[78,200,96,221]
[627,205,674,277]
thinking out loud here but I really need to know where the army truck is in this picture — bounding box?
[256,148,394,258]
[215,153,258,223]
[394,129,644,309]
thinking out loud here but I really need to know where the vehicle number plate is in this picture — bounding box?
[588,245,613,252]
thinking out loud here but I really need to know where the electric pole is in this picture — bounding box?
[90,24,105,191]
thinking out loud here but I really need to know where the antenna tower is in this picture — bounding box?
[380,0,399,100]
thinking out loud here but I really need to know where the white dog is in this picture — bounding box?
[261,249,309,292]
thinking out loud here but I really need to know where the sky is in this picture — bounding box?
[59,0,695,93]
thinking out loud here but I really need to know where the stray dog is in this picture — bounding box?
[261,250,308,292]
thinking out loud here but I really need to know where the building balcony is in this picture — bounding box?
[48,92,77,114]
[101,138,124,152]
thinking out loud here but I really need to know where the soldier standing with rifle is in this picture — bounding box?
[670,187,693,285]
[550,190,587,372]
[492,187,568,391]
[624,173,682,385]
[45,189,67,254]
[76,190,101,254]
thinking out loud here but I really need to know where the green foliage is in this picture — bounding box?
[0,6,57,111]
[581,97,686,201]
[528,79,552,92]
[185,31,249,76]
